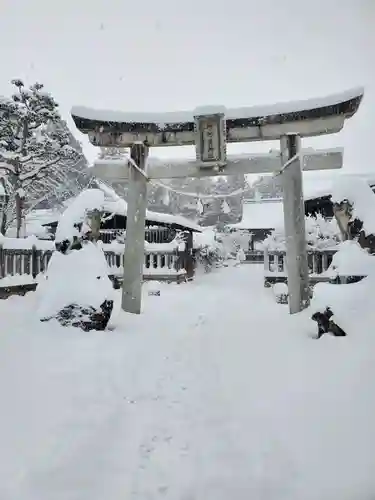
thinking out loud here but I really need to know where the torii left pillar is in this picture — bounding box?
[121,143,149,314]
[280,134,310,313]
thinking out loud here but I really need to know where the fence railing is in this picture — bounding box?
[0,245,187,281]
[99,227,176,244]
[263,247,369,288]
[105,249,185,276]
[0,246,53,279]
[264,248,337,276]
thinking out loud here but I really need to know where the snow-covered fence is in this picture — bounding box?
[99,227,176,244]
[244,250,265,263]
[105,249,184,277]
[0,245,186,283]
[0,246,52,279]
[264,248,337,286]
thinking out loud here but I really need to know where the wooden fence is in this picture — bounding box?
[105,249,185,278]
[0,246,52,279]
[244,249,336,268]
[0,245,187,282]
[263,248,365,287]
[264,248,337,277]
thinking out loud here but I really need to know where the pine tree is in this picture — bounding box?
[0,79,82,236]
[29,121,91,211]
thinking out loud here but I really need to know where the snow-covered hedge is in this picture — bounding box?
[262,215,340,252]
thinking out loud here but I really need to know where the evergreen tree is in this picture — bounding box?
[0,79,82,236]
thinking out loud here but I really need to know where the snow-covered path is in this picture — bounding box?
[1,265,375,500]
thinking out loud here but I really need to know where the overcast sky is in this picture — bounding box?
[0,0,374,177]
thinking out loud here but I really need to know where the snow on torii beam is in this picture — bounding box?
[92,148,344,181]
[71,87,363,148]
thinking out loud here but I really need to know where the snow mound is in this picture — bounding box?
[35,241,114,319]
[328,240,375,277]
[273,282,288,296]
[310,240,375,317]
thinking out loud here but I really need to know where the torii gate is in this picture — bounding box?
[71,87,363,315]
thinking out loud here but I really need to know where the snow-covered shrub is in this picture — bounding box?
[272,282,289,304]
[197,243,225,272]
[328,240,375,279]
[263,215,340,252]
[308,239,375,338]
[220,227,251,256]
[35,189,115,331]
[193,227,229,272]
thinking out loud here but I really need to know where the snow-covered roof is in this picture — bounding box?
[44,184,201,232]
[229,173,375,231]
[71,87,363,126]
[303,171,375,201]
[230,200,284,230]
[95,182,201,231]
[103,197,201,231]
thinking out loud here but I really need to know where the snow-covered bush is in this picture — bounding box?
[219,227,251,256]
[273,282,289,304]
[193,227,229,272]
[328,240,375,278]
[263,215,340,252]
[309,239,375,338]
[35,189,115,331]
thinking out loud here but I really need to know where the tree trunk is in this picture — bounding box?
[0,178,9,236]
[0,211,5,236]
[15,192,23,238]
[89,209,101,242]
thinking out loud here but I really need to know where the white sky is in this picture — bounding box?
[0,0,374,180]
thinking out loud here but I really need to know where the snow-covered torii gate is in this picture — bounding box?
[71,87,363,315]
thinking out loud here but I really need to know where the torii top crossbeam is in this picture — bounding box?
[71,87,363,148]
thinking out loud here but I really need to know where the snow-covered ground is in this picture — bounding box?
[1,265,375,500]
